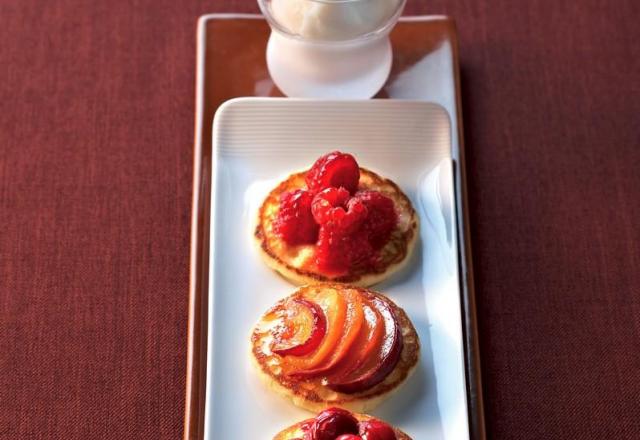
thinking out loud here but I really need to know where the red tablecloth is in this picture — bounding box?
[2,1,639,439]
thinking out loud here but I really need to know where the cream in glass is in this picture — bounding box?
[258,0,406,98]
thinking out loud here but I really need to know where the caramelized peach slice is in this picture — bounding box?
[282,287,348,372]
[327,296,403,394]
[326,299,384,382]
[294,290,365,377]
[271,298,327,357]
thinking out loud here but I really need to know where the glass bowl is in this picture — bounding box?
[257,0,407,98]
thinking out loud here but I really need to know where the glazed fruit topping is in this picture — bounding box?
[301,408,397,440]
[310,408,359,440]
[274,152,401,274]
[327,296,403,394]
[359,420,397,440]
[274,189,319,246]
[271,299,327,357]
[306,151,360,194]
[313,189,397,274]
[324,302,383,380]
[292,290,364,377]
[312,188,368,233]
[275,287,403,396]
[283,289,348,372]
[351,191,397,250]
[311,187,350,224]
[316,224,373,276]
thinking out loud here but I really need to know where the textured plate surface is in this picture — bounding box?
[204,98,469,439]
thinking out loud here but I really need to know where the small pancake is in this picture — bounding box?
[255,167,419,287]
[273,412,413,440]
[250,284,420,413]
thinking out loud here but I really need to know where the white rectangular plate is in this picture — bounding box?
[205,98,469,439]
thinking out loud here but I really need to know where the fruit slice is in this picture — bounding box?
[326,300,384,381]
[293,290,365,377]
[327,296,403,394]
[283,288,348,372]
[271,299,327,357]
[305,151,361,194]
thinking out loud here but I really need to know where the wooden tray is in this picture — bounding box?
[186,13,484,440]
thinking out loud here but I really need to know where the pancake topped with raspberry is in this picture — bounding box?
[273,407,412,440]
[255,151,418,287]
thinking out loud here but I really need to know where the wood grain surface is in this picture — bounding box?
[1,1,639,439]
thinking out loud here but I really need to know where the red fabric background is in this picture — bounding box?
[1,0,639,439]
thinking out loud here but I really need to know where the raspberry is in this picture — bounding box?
[311,187,350,225]
[352,191,397,249]
[312,189,390,274]
[316,224,373,275]
[298,420,314,440]
[312,188,368,233]
[358,420,397,440]
[305,151,360,194]
[311,408,359,440]
[274,189,319,246]
[316,226,350,275]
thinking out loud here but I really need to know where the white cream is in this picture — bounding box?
[270,0,401,40]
